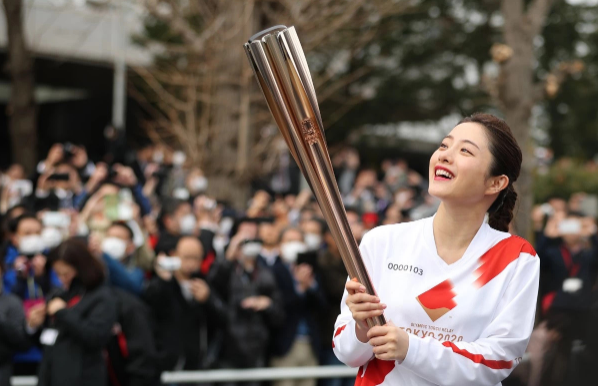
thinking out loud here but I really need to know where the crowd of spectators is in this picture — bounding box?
[507,194,598,386]
[0,143,435,386]
[0,142,596,386]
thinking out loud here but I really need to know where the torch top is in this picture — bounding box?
[248,25,288,43]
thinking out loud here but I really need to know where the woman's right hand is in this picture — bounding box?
[345,279,386,342]
[27,304,46,329]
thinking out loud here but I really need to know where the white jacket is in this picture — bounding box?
[333,216,539,386]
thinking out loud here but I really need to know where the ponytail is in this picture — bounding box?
[459,113,522,233]
[488,184,517,232]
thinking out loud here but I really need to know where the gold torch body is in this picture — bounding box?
[244,26,385,327]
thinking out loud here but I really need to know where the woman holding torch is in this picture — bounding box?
[334,113,539,386]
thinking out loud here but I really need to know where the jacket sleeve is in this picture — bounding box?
[131,184,152,217]
[399,253,540,386]
[305,277,328,313]
[205,285,228,327]
[54,288,118,350]
[0,296,31,351]
[206,259,234,301]
[332,289,375,368]
[102,253,145,295]
[261,271,285,328]
[118,293,160,382]
[332,231,376,368]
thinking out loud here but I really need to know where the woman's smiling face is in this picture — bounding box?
[428,122,501,207]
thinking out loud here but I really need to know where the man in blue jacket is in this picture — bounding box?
[101,221,147,296]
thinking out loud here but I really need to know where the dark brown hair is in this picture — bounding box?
[48,238,105,291]
[459,113,522,232]
[109,221,134,241]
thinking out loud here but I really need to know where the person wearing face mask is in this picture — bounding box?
[37,238,117,386]
[301,218,325,252]
[0,213,61,378]
[268,227,327,386]
[186,169,209,198]
[74,164,153,218]
[30,162,83,212]
[35,144,96,187]
[144,237,226,373]
[532,210,598,384]
[0,165,32,215]
[256,219,281,267]
[208,238,284,379]
[101,221,146,296]
[99,221,161,386]
[192,196,221,274]
[154,199,197,255]
[2,214,61,300]
[40,227,64,252]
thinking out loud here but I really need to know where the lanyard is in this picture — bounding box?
[560,246,580,277]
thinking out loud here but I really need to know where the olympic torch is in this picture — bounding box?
[244,26,385,327]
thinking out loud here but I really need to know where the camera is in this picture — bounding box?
[42,212,71,228]
[558,219,581,235]
[157,256,182,271]
[47,173,70,182]
[63,142,75,161]
[107,167,119,181]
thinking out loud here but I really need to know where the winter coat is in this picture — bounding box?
[317,250,348,351]
[0,293,32,385]
[143,273,227,371]
[209,259,284,368]
[269,257,328,358]
[0,291,31,386]
[0,292,31,364]
[37,284,117,386]
[106,288,160,386]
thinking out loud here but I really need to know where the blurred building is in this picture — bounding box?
[354,113,460,175]
[0,0,151,167]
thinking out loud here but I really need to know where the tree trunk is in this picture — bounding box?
[205,0,257,208]
[500,0,553,238]
[2,0,37,173]
[501,38,535,238]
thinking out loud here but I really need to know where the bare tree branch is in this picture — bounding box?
[131,65,192,110]
[131,0,414,205]
[501,0,524,44]
[526,0,555,37]
[142,0,226,53]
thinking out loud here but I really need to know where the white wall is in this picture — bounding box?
[0,0,151,66]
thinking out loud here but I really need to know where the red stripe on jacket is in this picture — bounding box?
[442,341,513,370]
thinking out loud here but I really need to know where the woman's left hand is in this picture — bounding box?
[47,298,67,316]
[367,321,410,361]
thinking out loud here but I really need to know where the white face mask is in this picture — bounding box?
[118,203,134,221]
[304,233,322,251]
[219,217,234,236]
[54,188,70,200]
[41,227,63,250]
[153,151,164,163]
[101,237,128,260]
[172,187,190,201]
[212,236,228,256]
[19,235,45,256]
[172,151,186,167]
[180,280,194,301]
[189,176,208,193]
[241,242,262,260]
[280,241,307,264]
[179,214,196,235]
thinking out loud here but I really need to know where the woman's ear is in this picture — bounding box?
[485,175,509,196]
